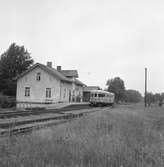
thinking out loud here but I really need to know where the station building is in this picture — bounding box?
[16,62,86,109]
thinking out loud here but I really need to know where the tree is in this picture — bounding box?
[146,92,155,106]
[153,93,161,103]
[0,43,34,96]
[160,93,164,101]
[124,89,142,103]
[106,77,125,102]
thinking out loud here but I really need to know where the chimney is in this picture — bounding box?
[57,66,62,71]
[47,62,52,68]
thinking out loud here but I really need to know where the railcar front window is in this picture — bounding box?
[98,94,105,97]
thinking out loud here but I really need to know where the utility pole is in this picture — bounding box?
[144,68,147,107]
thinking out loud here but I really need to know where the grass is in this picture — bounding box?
[0,104,164,167]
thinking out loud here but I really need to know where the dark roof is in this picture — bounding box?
[83,86,101,92]
[61,70,78,78]
[16,63,72,83]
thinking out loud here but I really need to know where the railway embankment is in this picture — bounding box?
[0,104,107,136]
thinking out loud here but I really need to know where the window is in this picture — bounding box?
[91,93,94,97]
[36,72,41,81]
[46,88,51,98]
[98,94,105,97]
[25,87,30,97]
[94,93,97,97]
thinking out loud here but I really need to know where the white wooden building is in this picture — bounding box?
[16,62,86,109]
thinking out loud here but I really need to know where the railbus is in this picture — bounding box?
[89,90,115,107]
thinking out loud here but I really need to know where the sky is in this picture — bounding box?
[0,0,164,94]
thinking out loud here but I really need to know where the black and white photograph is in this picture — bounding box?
[0,0,164,166]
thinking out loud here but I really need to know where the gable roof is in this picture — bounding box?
[75,79,86,86]
[16,63,72,83]
[16,63,86,86]
[61,70,78,78]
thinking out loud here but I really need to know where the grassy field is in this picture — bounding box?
[1,104,164,167]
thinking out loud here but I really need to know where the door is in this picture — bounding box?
[69,90,71,102]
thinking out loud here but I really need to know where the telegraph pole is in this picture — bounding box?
[144,68,147,107]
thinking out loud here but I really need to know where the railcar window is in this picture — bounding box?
[94,94,97,97]
[98,94,105,97]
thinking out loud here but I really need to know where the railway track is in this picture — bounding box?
[0,106,109,136]
[0,104,92,119]
[1,119,70,136]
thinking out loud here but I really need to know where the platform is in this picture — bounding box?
[46,102,90,109]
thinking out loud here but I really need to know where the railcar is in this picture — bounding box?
[89,90,115,106]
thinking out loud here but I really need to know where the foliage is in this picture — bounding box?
[0,95,16,108]
[0,43,33,96]
[145,92,164,106]
[146,92,155,106]
[124,89,143,103]
[106,77,125,102]
[160,93,164,100]
[153,93,161,102]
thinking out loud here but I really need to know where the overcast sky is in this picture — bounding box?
[0,0,164,94]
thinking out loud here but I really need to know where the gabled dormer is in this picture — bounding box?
[57,66,78,79]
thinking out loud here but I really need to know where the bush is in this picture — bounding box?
[0,95,16,108]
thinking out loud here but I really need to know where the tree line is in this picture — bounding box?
[106,77,164,105]
[106,77,143,103]
[145,92,164,106]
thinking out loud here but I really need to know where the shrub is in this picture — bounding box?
[0,95,16,108]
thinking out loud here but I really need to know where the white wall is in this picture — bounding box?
[16,66,62,104]
[75,84,84,102]
[60,82,72,102]
[16,66,84,108]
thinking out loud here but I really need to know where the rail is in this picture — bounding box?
[0,106,110,136]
